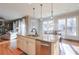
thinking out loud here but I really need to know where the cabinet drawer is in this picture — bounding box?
[41,42,50,47]
[36,40,51,55]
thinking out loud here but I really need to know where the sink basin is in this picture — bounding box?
[27,35,38,37]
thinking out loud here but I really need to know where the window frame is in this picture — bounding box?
[58,16,77,36]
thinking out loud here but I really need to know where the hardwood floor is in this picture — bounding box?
[0,38,79,55]
[0,41,24,55]
[0,48,23,55]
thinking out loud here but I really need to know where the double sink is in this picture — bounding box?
[27,35,38,37]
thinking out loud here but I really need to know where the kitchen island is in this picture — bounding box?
[17,34,60,55]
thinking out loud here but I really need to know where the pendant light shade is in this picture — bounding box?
[33,7,35,19]
[51,3,53,19]
[40,4,43,21]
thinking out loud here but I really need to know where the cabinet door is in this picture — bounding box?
[36,40,41,55]
[40,41,51,55]
[22,38,28,53]
[54,40,59,55]
[51,40,59,55]
[17,36,27,51]
[27,39,36,55]
[17,36,19,48]
[51,43,54,55]
[17,36,22,49]
[36,40,51,55]
[17,35,21,47]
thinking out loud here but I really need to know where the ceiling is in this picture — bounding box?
[53,3,79,16]
[0,3,51,20]
[0,3,79,20]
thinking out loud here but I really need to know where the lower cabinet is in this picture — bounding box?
[36,40,51,55]
[17,35,36,55]
[36,39,59,55]
[36,40,41,55]
[17,35,59,55]
[27,38,36,55]
[51,39,59,55]
[21,39,28,53]
[17,36,23,50]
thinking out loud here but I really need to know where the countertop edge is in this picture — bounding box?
[17,34,60,43]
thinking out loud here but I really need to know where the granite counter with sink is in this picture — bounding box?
[18,34,60,43]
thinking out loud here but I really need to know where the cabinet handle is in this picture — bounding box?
[41,44,50,47]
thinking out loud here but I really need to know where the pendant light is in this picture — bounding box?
[33,7,35,19]
[40,4,43,21]
[51,3,53,19]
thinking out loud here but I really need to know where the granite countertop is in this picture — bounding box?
[61,35,79,41]
[18,34,60,43]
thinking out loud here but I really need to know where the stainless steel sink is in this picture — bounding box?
[27,35,38,37]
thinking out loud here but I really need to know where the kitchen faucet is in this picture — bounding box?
[31,28,38,37]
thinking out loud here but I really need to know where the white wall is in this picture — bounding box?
[76,16,79,37]
[21,18,26,36]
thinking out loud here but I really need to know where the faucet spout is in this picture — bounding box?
[31,28,38,36]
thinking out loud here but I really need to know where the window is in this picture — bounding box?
[58,19,65,36]
[42,20,54,41]
[58,17,76,36]
[67,17,76,36]
[43,20,54,34]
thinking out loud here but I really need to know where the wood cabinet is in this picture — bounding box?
[17,35,36,55]
[51,39,59,55]
[27,38,36,55]
[36,40,51,55]
[21,38,28,53]
[17,35,59,55]
[36,40,41,55]
[36,39,59,55]
[17,35,28,53]
[17,36,23,50]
